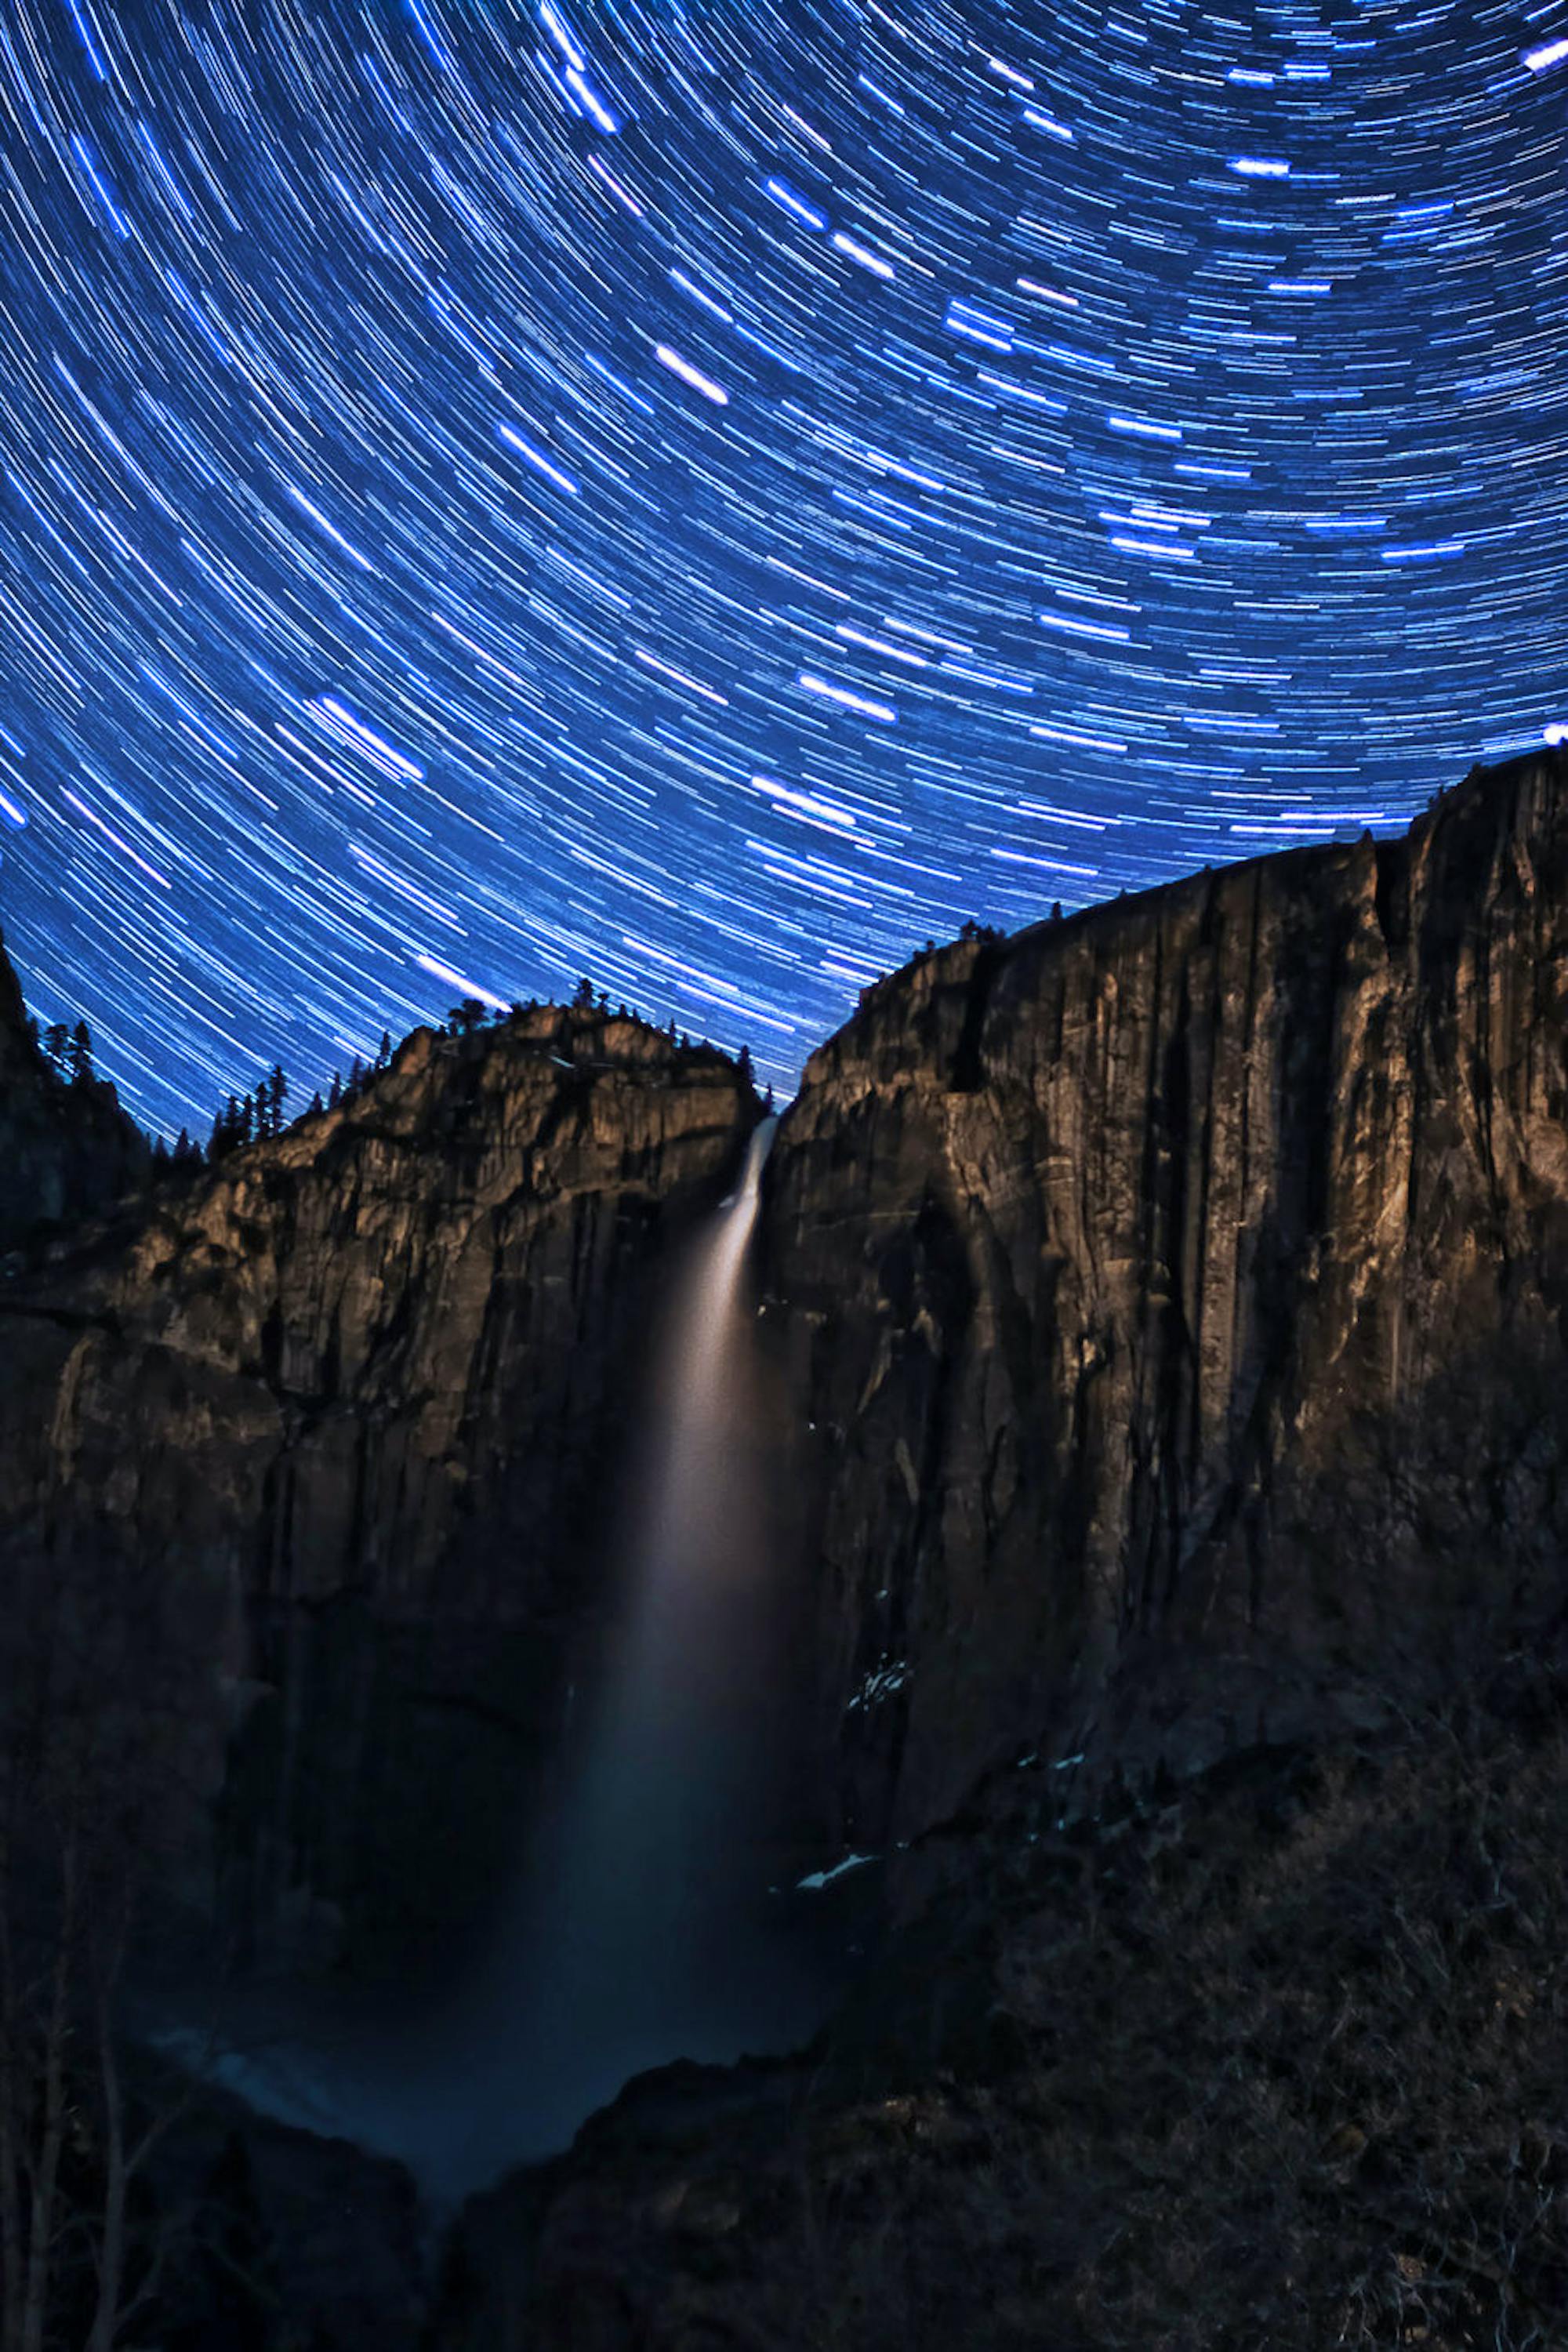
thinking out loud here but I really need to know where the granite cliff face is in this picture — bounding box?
[7,751,1568,2343]
[0,1006,757,1969]
[7,754,1568,1951]
[0,921,147,1247]
[764,746,1568,1849]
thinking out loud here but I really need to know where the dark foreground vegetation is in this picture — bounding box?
[440,1637,1568,2352]
[10,1593,1568,2348]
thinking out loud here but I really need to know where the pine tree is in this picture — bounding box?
[572,975,595,1011]
[67,1019,93,1082]
[210,1094,244,1160]
[376,1029,392,1070]
[328,1071,342,1110]
[267,1063,288,1135]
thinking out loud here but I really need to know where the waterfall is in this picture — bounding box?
[165,1120,822,2201]
[430,1114,817,2190]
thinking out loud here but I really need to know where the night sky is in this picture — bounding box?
[0,2,1563,1134]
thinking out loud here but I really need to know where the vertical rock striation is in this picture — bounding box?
[0,1008,757,1969]
[766,748,1568,1845]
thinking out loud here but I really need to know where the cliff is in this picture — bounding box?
[7,750,1568,2344]
[765,746,1568,1846]
[7,755,1568,1946]
[432,744,1568,2345]
[0,923,148,1247]
[0,1006,758,1969]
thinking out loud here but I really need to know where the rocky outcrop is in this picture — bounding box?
[765,746,1568,1847]
[0,1007,757,1969]
[0,922,147,1247]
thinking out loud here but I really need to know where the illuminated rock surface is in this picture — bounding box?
[5,749,1568,2344]
[769,744,1568,1841]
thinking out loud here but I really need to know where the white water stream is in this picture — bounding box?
[181,1119,823,2200]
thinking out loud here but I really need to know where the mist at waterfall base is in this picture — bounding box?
[182,1121,838,2200]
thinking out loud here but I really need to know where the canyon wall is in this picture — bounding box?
[0,1007,757,1971]
[5,747,1568,1965]
[764,746,1568,1846]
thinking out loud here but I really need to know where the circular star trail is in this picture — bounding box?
[0,0,1563,1132]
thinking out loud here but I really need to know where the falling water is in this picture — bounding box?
[162,1119,821,2199]
[456,1114,806,2172]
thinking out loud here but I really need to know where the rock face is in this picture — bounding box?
[8,750,1568,2343]
[765,746,1568,1848]
[0,1007,757,1971]
[0,923,147,1247]
[5,746,1568,2024]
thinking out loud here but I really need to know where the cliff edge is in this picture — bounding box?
[767,746,1568,1842]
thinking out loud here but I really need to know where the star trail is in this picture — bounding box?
[0,0,1563,1131]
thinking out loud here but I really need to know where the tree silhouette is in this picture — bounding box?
[1,1523,221,2350]
[207,1095,245,1161]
